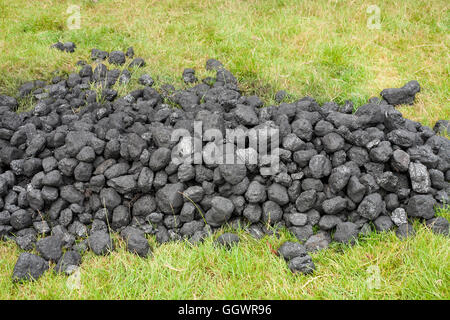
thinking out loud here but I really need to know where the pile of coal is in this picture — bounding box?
[0,46,449,282]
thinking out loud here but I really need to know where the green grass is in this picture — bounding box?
[0,0,448,123]
[1,216,449,299]
[0,0,449,299]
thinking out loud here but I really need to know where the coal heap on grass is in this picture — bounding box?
[0,47,449,282]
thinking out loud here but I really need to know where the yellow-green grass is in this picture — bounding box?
[0,0,449,299]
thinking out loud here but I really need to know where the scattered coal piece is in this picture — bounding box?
[426,217,449,236]
[54,250,82,274]
[88,231,114,255]
[91,48,108,60]
[274,90,287,103]
[333,222,360,244]
[380,80,420,106]
[121,227,151,257]
[36,235,64,262]
[129,57,146,68]
[139,74,154,87]
[215,233,239,248]
[287,255,315,275]
[182,68,198,84]
[108,51,126,66]
[433,120,449,135]
[205,58,224,71]
[51,42,76,53]
[390,208,408,226]
[396,223,416,240]
[12,253,49,282]
[305,232,330,252]
[277,241,306,261]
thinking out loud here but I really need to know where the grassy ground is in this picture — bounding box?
[0,0,449,299]
[1,216,449,300]
[0,0,449,123]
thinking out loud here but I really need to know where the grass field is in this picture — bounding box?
[0,218,449,299]
[0,0,449,299]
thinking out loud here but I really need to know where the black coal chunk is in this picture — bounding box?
[215,233,239,248]
[12,253,49,282]
[381,80,420,106]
